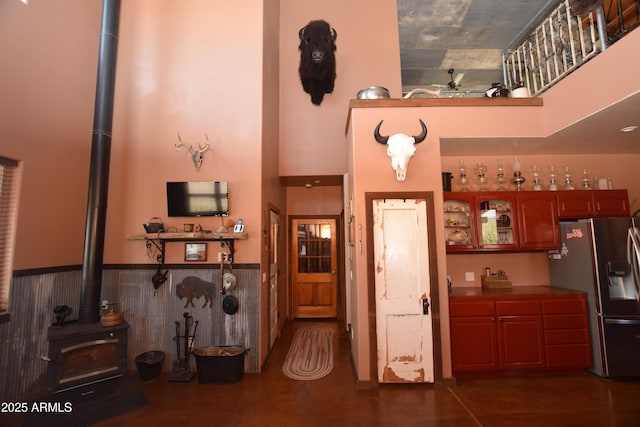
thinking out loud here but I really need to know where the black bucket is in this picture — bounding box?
[194,346,247,384]
[135,351,164,382]
[442,172,453,192]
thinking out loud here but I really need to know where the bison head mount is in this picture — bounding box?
[298,20,337,106]
[374,119,428,181]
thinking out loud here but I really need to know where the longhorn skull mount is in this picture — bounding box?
[374,119,428,181]
[174,133,210,171]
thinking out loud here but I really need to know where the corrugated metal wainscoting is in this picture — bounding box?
[0,265,260,401]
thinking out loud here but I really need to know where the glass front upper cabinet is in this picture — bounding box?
[477,195,517,249]
[444,194,475,251]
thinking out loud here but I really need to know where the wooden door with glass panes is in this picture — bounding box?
[475,193,519,250]
[291,218,338,318]
[444,193,477,252]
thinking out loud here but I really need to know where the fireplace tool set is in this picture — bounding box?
[168,311,199,382]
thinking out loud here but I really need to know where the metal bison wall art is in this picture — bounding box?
[176,276,214,308]
[298,20,337,106]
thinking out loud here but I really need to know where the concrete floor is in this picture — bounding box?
[89,319,640,426]
[7,319,637,426]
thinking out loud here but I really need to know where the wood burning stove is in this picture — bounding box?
[47,322,128,392]
[28,322,146,427]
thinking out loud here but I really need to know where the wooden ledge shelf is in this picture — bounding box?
[127,231,248,241]
[127,232,248,266]
[349,97,543,109]
[345,97,544,134]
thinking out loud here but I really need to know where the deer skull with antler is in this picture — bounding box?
[175,133,210,171]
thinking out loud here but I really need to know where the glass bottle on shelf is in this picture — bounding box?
[496,158,506,191]
[581,169,592,189]
[548,166,558,191]
[476,162,488,191]
[512,157,525,191]
[458,159,468,192]
[531,165,543,191]
[563,166,575,190]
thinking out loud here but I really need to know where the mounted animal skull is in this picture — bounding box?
[374,119,428,181]
[175,133,210,171]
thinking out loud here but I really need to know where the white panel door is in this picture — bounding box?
[372,198,434,383]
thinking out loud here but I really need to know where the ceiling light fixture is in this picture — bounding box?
[620,125,638,133]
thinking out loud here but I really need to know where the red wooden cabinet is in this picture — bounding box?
[516,191,560,250]
[444,191,561,252]
[475,192,519,251]
[495,299,545,369]
[451,293,590,375]
[449,300,498,371]
[450,298,544,372]
[542,295,592,368]
[498,315,545,369]
[450,316,499,372]
[444,192,520,252]
[556,190,629,219]
[443,193,476,252]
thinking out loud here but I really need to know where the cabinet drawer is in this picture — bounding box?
[546,344,592,368]
[496,299,541,315]
[544,314,589,330]
[542,298,586,314]
[544,329,590,344]
[450,300,495,317]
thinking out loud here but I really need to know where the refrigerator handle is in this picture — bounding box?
[626,228,640,301]
[604,317,640,326]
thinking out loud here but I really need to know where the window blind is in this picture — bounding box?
[0,156,21,321]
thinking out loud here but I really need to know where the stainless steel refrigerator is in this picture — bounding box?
[549,218,640,378]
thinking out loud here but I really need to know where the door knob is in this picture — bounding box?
[422,298,430,315]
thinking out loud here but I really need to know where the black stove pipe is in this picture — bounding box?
[79,0,121,324]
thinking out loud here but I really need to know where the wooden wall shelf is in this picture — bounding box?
[127,232,248,266]
[127,231,248,242]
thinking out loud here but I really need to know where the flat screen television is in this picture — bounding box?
[166,181,229,217]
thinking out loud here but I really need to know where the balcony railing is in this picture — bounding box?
[503,0,639,96]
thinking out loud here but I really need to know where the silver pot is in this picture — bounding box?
[356,86,390,99]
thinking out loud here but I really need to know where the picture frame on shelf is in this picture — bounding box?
[185,243,207,262]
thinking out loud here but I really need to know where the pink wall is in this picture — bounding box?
[279,0,402,177]
[107,0,266,265]
[286,186,343,215]
[0,0,102,270]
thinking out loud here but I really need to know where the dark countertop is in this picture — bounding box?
[449,286,585,299]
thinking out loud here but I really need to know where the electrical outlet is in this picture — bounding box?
[465,272,475,282]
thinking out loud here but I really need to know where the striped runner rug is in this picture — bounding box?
[282,326,334,380]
